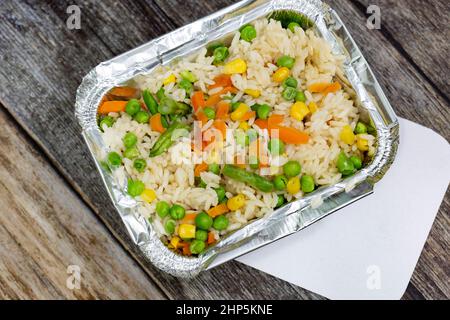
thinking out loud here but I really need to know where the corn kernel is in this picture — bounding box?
[223,58,247,74]
[340,125,355,145]
[309,101,318,114]
[287,177,300,195]
[272,67,290,83]
[170,236,182,249]
[231,103,250,121]
[356,135,369,151]
[178,224,196,239]
[227,194,246,211]
[244,89,261,98]
[239,121,250,131]
[290,102,310,121]
[141,189,157,203]
[163,74,176,85]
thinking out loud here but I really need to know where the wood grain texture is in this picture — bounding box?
[0,108,165,300]
[354,0,450,100]
[0,0,448,299]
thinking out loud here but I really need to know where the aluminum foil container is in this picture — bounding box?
[75,0,399,277]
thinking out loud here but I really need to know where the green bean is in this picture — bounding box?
[178,79,193,95]
[223,165,274,192]
[156,87,165,101]
[142,90,158,115]
[149,122,191,157]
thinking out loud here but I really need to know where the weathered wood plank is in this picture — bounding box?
[0,0,447,299]
[354,0,450,100]
[0,107,165,300]
[0,0,324,299]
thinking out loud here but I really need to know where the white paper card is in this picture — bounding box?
[237,118,450,300]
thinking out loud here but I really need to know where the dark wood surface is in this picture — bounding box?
[0,0,448,299]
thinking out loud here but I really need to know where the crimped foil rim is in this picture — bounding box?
[75,0,399,278]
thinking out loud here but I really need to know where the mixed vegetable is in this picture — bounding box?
[97,16,376,257]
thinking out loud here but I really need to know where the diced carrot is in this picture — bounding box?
[109,86,138,98]
[150,113,165,133]
[202,129,216,148]
[205,87,238,106]
[253,119,268,130]
[182,242,191,256]
[207,232,216,245]
[213,120,227,140]
[308,81,341,94]
[240,111,256,121]
[275,126,310,145]
[215,101,230,120]
[207,203,229,218]
[268,114,284,128]
[181,213,197,225]
[195,110,209,126]
[323,81,342,94]
[208,74,233,90]
[194,162,208,177]
[192,91,205,112]
[98,101,127,114]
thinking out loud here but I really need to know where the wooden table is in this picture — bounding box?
[0,0,448,300]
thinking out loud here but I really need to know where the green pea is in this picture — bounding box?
[203,107,216,120]
[195,211,213,230]
[156,201,170,218]
[283,160,302,178]
[288,22,301,32]
[208,42,225,52]
[213,46,229,64]
[301,175,315,193]
[256,104,271,120]
[169,204,185,220]
[276,195,286,208]
[125,99,141,116]
[273,175,288,191]
[295,90,307,102]
[164,219,176,234]
[268,138,285,156]
[127,179,145,197]
[337,153,355,176]
[99,116,114,131]
[355,122,368,134]
[277,55,295,69]
[214,186,226,203]
[107,151,122,167]
[212,215,229,231]
[123,132,138,148]
[178,79,193,95]
[133,158,147,173]
[208,163,220,175]
[231,101,241,112]
[196,230,208,241]
[283,77,298,89]
[134,111,150,124]
[350,156,363,170]
[190,239,206,254]
[282,87,298,101]
[123,146,140,160]
[180,70,197,83]
[240,25,257,42]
